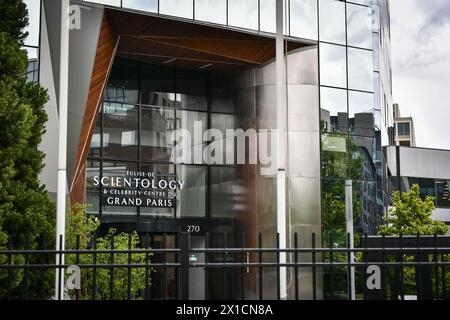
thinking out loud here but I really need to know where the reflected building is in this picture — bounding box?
[35,0,393,299]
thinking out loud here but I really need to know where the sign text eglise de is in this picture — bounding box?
[93,171,184,208]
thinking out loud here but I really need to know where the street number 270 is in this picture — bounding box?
[187,225,200,233]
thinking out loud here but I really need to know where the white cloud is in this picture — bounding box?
[391,0,450,150]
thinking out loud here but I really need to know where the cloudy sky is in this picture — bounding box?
[391,0,450,150]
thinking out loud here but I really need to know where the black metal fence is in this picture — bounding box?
[1,233,450,300]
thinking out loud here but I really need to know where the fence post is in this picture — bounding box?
[179,232,190,300]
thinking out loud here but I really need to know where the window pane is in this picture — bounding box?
[122,0,158,12]
[347,3,372,49]
[210,166,242,218]
[321,134,348,179]
[106,58,139,104]
[290,0,318,40]
[319,0,346,45]
[25,47,39,82]
[176,69,207,111]
[141,107,176,162]
[86,161,101,215]
[349,91,374,136]
[177,165,207,217]
[320,43,347,88]
[102,102,139,160]
[348,47,373,92]
[87,0,121,6]
[141,64,175,107]
[228,0,259,30]
[260,0,276,33]
[160,0,194,19]
[195,0,227,24]
[320,87,348,134]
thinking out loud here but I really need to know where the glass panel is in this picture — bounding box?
[195,0,227,24]
[260,0,276,33]
[176,70,207,111]
[347,3,372,49]
[321,134,348,179]
[102,102,139,160]
[177,165,207,217]
[319,0,346,45]
[89,112,102,158]
[102,161,138,216]
[140,163,176,217]
[227,0,258,30]
[290,0,318,40]
[319,43,347,88]
[436,181,450,208]
[348,91,374,136]
[320,87,348,134]
[176,110,208,164]
[210,166,241,218]
[122,0,158,12]
[25,47,39,82]
[86,161,100,215]
[160,0,194,19]
[348,47,373,92]
[106,58,139,104]
[86,0,121,6]
[141,64,175,107]
[350,135,376,180]
[141,107,176,162]
[23,0,41,47]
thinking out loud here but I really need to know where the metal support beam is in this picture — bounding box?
[55,0,70,300]
[276,0,287,300]
[345,179,356,300]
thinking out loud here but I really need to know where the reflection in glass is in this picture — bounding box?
[86,161,100,215]
[436,181,450,208]
[228,0,258,30]
[195,0,227,24]
[141,107,176,162]
[122,0,158,12]
[348,91,374,136]
[141,64,175,107]
[87,0,121,6]
[319,0,345,44]
[290,0,318,40]
[321,134,348,179]
[160,0,194,19]
[105,58,139,104]
[177,165,207,217]
[348,47,373,92]
[102,103,139,160]
[25,47,39,83]
[176,70,207,111]
[347,3,372,49]
[210,166,242,218]
[319,43,347,88]
[320,87,348,134]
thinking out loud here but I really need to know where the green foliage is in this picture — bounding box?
[379,184,448,236]
[0,0,56,299]
[65,205,151,300]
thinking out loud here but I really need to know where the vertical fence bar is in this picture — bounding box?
[258,233,263,300]
[92,235,97,300]
[23,231,30,300]
[416,233,422,300]
[223,233,227,299]
[434,234,439,299]
[145,234,150,300]
[399,233,404,301]
[330,232,335,298]
[294,233,299,300]
[312,233,317,301]
[109,234,115,300]
[241,231,245,300]
[442,253,446,300]
[381,234,386,299]
[7,236,12,300]
[58,234,63,301]
[163,233,168,300]
[127,233,132,300]
[205,232,209,300]
[347,233,352,300]
[277,233,281,300]
[75,235,80,301]
[39,237,47,299]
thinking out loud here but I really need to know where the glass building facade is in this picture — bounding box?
[35,0,394,299]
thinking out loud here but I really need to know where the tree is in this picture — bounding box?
[379,184,448,236]
[0,0,56,299]
[65,205,151,300]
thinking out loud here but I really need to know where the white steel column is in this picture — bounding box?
[276,0,288,300]
[345,179,356,300]
[55,0,70,300]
